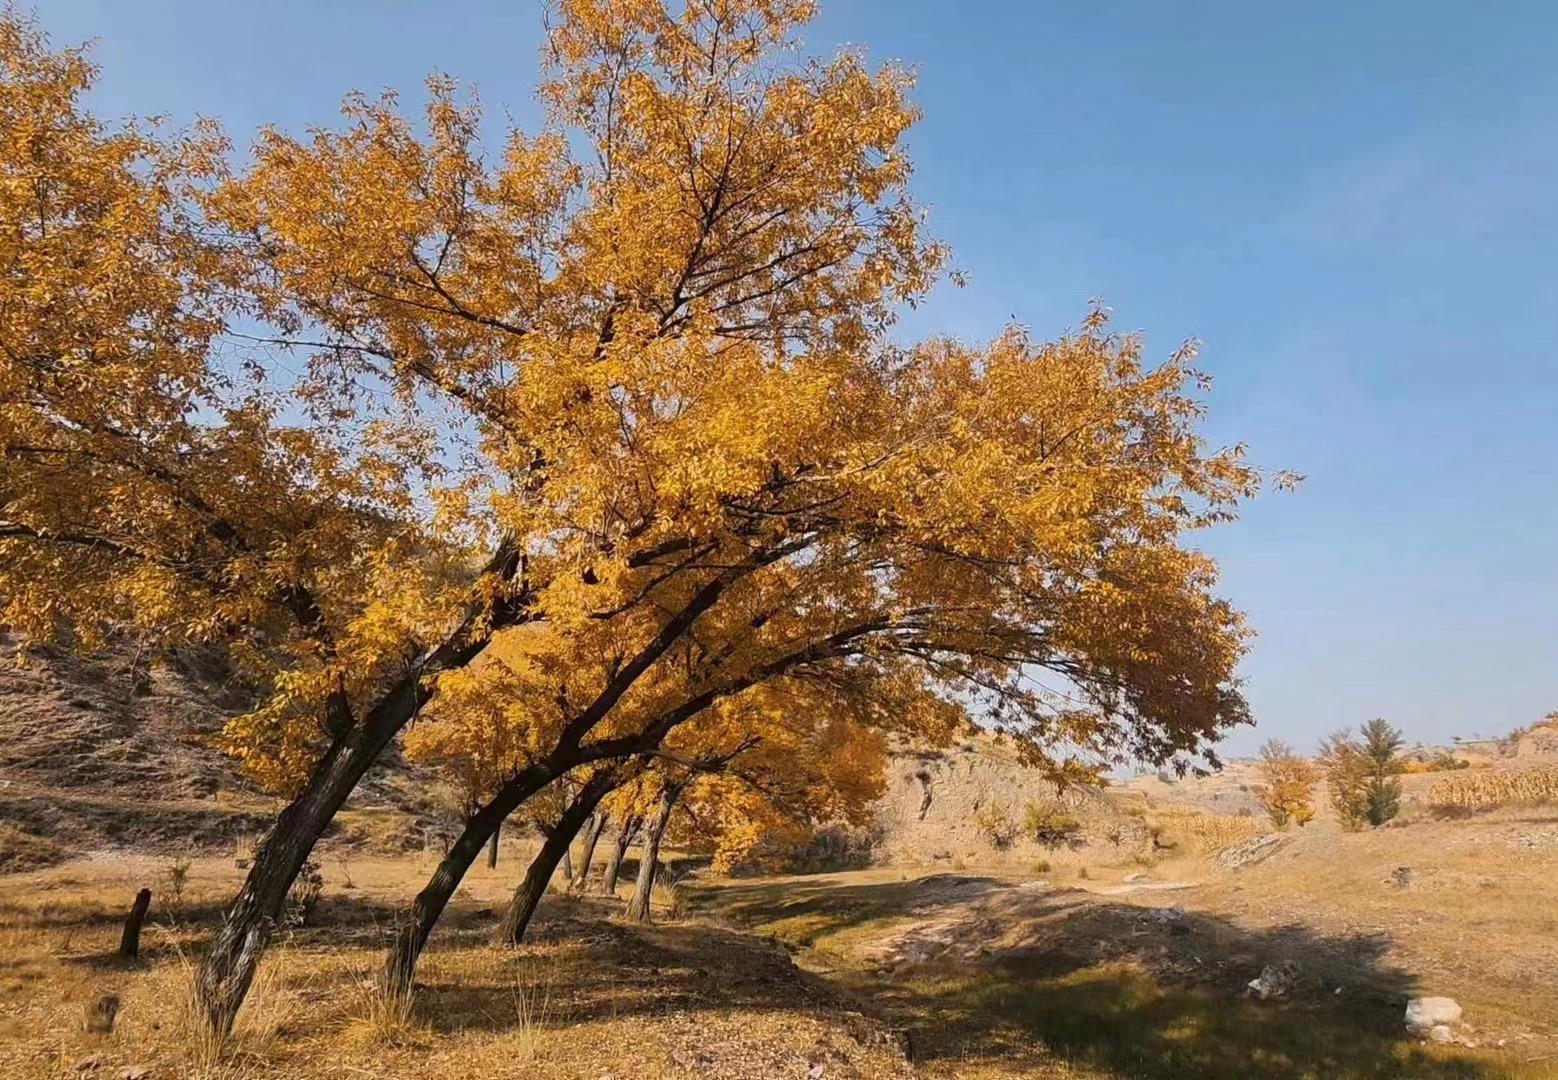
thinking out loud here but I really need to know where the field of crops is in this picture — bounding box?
[1425,764,1558,813]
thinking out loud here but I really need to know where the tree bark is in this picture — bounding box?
[196,727,387,1034]
[625,785,682,923]
[197,541,525,1035]
[497,772,619,945]
[571,813,605,892]
[119,888,151,960]
[487,819,501,870]
[599,813,641,897]
[382,763,557,997]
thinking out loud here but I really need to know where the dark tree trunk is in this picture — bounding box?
[119,888,151,960]
[196,727,388,1034]
[497,773,618,945]
[572,813,605,891]
[382,764,557,997]
[625,786,682,923]
[196,542,525,1035]
[599,813,641,897]
[487,819,501,870]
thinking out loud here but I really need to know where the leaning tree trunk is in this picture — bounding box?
[487,819,502,869]
[382,765,558,997]
[599,813,641,897]
[197,542,524,1035]
[497,773,618,945]
[625,786,682,923]
[571,813,605,892]
[197,727,388,1034]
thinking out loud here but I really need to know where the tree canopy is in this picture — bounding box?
[0,0,1287,1032]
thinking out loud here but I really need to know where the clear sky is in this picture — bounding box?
[36,0,1558,756]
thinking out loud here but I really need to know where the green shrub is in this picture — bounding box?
[1023,800,1083,849]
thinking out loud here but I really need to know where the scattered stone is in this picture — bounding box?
[1428,1025,1455,1044]
[121,1068,151,1080]
[1141,905,1184,924]
[72,1057,100,1073]
[1217,833,1290,870]
[1247,960,1300,1000]
[1124,872,1151,883]
[234,858,250,870]
[1405,996,1463,1036]
[1508,827,1558,850]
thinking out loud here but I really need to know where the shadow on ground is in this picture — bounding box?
[685,872,1517,1080]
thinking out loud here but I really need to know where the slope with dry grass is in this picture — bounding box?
[0,850,920,1080]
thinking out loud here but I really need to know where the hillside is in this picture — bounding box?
[0,636,437,873]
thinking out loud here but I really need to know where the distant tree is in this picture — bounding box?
[1252,739,1318,830]
[1320,720,1404,829]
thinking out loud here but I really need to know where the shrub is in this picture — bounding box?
[1426,764,1558,814]
[1252,739,1318,830]
[161,854,193,912]
[1023,801,1083,849]
[972,801,1019,849]
[1031,858,1052,874]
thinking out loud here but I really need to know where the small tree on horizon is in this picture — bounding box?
[1252,738,1318,830]
[1320,719,1404,829]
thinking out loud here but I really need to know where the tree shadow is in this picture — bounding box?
[687,874,1518,1080]
[395,898,842,1035]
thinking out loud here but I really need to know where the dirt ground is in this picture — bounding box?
[686,807,1558,1080]
[2,805,1554,1080]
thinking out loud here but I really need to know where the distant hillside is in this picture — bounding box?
[868,735,1259,871]
[0,635,438,873]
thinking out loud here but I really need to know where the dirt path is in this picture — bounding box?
[688,865,1554,1079]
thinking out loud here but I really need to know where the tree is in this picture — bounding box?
[1320,720,1404,829]
[4,0,1284,1032]
[1,13,516,1034]
[1252,739,1318,830]
[624,776,687,923]
[1359,718,1405,825]
[655,696,890,875]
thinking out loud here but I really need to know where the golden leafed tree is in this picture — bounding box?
[2,0,1287,1031]
[1252,738,1318,830]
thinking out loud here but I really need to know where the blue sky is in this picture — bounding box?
[37,0,1558,755]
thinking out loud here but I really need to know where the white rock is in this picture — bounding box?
[1428,1025,1455,1044]
[1247,960,1300,1000]
[1405,997,1462,1035]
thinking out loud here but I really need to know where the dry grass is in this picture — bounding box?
[1133,802,1265,853]
[0,851,922,1079]
[4,793,1556,1079]
[0,823,66,874]
[691,832,1558,1080]
[1427,764,1558,815]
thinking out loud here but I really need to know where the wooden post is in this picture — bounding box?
[119,888,151,960]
